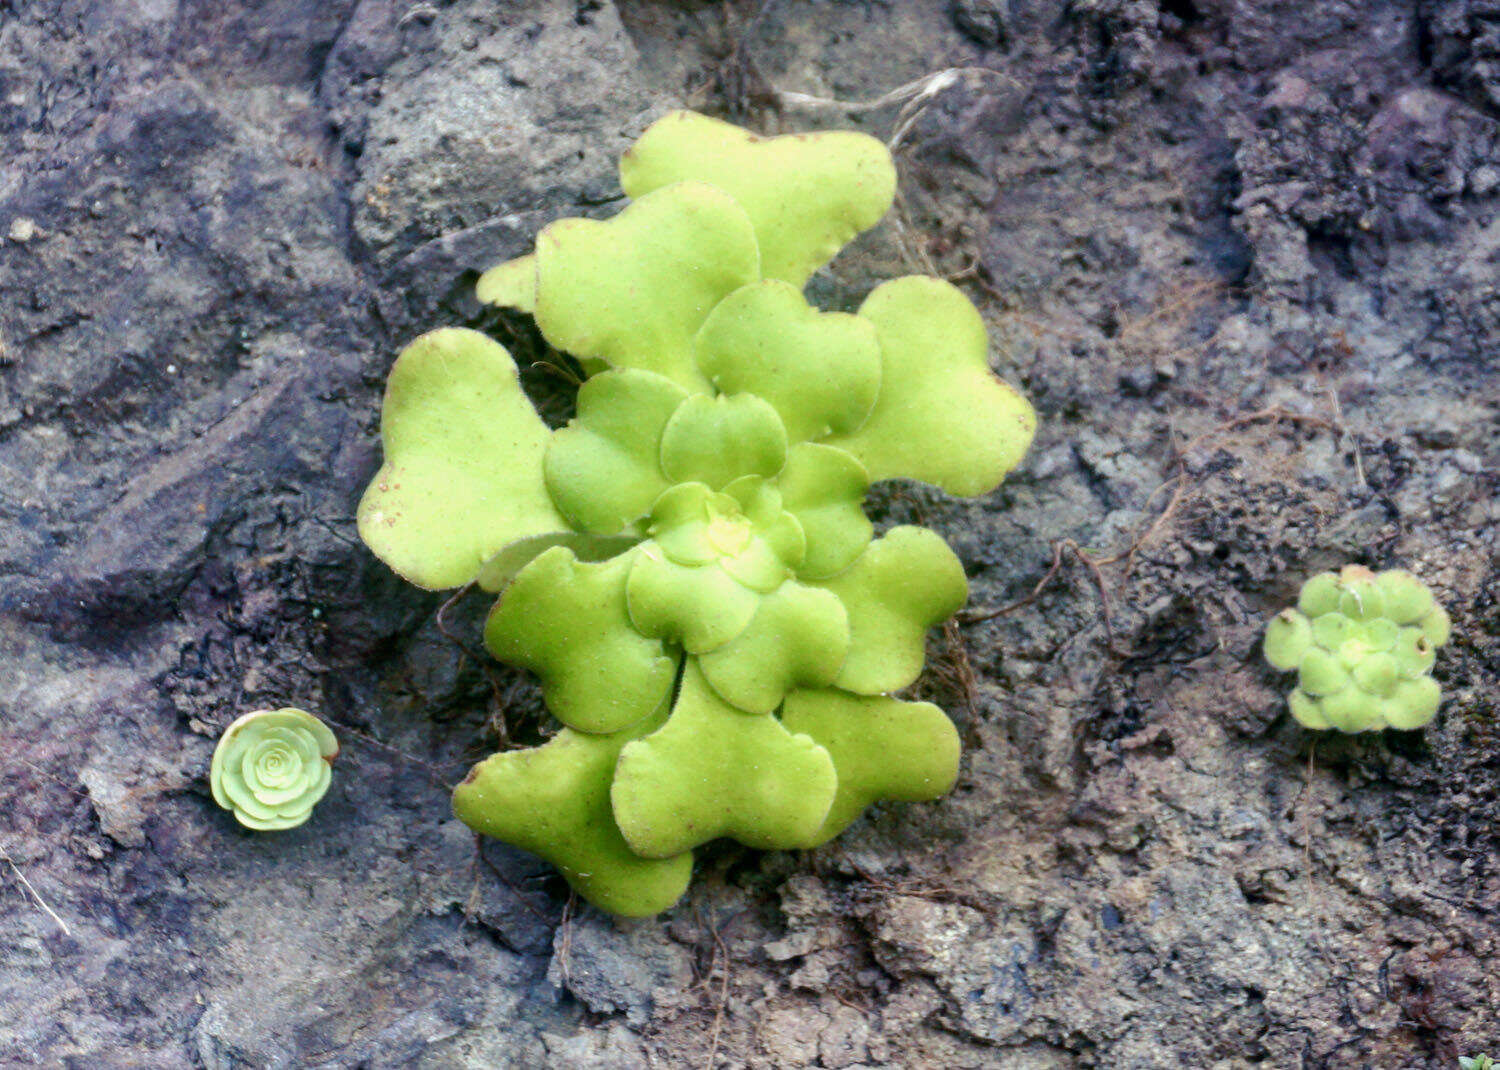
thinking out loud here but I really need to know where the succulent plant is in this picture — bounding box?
[1264,565,1451,732]
[358,110,1036,915]
[1460,1056,1495,1070]
[210,708,339,830]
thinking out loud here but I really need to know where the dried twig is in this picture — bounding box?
[961,404,1342,643]
[0,846,71,937]
[958,539,1067,623]
[703,918,732,1070]
[556,891,577,990]
[435,580,513,746]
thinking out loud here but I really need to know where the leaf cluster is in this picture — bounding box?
[358,111,1036,914]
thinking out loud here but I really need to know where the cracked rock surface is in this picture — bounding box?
[2,0,1496,1066]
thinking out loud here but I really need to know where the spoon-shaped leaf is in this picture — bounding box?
[358,328,567,590]
[776,443,872,580]
[828,277,1036,497]
[625,550,759,654]
[620,110,896,287]
[781,688,960,845]
[453,703,692,918]
[611,663,836,857]
[544,369,688,534]
[476,254,536,311]
[658,393,789,489]
[697,582,850,713]
[485,547,677,735]
[533,181,759,390]
[694,280,881,443]
[815,526,968,694]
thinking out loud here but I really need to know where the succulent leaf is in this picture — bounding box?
[1420,603,1452,646]
[1263,609,1312,670]
[1287,688,1329,729]
[625,549,760,654]
[776,443,872,580]
[475,254,536,311]
[827,277,1036,496]
[1298,648,1351,697]
[1384,677,1441,729]
[484,547,677,735]
[452,703,692,918]
[817,526,968,695]
[1297,572,1342,616]
[619,110,896,286]
[544,369,688,534]
[358,328,568,590]
[210,708,338,832]
[1320,687,1381,732]
[1352,652,1399,697]
[1374,569,1435,623]
[533,181,760,390]
[723,476,807,569]
[474,532,640,593]
[694,280,881,442]
[1311,612,1356,649]
[659,393,789,489]
[697,582,850,713]
[1337,569,1385,620]
[1361,617,1399,651]
[1393,628,1436,676]
[610,663,837,857]
[780,688,960,846]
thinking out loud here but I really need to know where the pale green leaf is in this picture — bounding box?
[625,549,759,654]
[475,254,536,311]
[658,392,788,489]
[1297,572,1341,617]
[827,277,1036,496]
[1263,609,1312,671]
[620,110,895,286]
[697,582,849,713]
[694,280,881,442]
[780,688,960,845]
[776,443,871,580]
[610,663,836,857]
[475,532,641,593]
[358,328,568,590]
[544,369,688,534]
[533,181,759,390]
[816,526,968,694]
[453,703,692,917]
[485,547,677,735]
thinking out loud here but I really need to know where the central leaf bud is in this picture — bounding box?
[644,478,808,597]
[705,504,752,556]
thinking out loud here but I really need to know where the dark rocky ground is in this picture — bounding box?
[1,0,1497,1066]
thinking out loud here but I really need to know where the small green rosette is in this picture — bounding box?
[211,708,339,831]
[1264,566,1450,732]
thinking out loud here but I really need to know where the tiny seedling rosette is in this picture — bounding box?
[210,708,339,831]
[1264,565,1451,732]
[358,110,1037,916]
